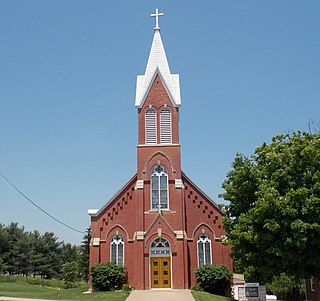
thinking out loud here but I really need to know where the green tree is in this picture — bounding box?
[221,131,320,283]
[78,227,91,282]
[60,243,79,265]
[61,261,78,288]
[0,224,10,274]
[267,273,305,301]
[40,232,62,278]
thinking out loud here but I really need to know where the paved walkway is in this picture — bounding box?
[126,289,194,301]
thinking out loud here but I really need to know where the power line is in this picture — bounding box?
[0,171,85,234]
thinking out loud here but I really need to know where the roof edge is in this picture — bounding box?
[181,171,226,216]
[89,173,137,218]
[135,68,181,109]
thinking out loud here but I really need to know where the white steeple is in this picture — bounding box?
[135,9,181,108]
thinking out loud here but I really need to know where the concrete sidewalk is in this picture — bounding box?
[126,289,194,301]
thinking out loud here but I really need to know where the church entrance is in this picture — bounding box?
[150,238,171,288]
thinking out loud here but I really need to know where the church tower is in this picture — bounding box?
[89,10,232,290]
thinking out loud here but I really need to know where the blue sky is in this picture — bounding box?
[1,1,319,245]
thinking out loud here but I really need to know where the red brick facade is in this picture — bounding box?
[89,27,232,290]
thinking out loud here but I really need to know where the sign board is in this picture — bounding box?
[245,286,259,297]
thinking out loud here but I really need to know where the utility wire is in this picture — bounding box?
[0,171,85,234]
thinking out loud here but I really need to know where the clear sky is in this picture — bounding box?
[1,1,319,245]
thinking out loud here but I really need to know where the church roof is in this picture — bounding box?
[181,171,226,216]
[135,27,181,108]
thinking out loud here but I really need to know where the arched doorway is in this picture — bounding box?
[149,237,171,288]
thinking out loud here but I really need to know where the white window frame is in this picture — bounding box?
[160,108,172,144]
[150,165,169,210]
[110,235,124,265]
[145,108,157,144]
[197,233,212,266]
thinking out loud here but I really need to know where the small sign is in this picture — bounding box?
[245,285,259,297]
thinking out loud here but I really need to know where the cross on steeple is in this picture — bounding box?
[150,8,164,30]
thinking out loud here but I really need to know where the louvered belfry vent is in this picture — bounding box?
[160,108,172,144]
[145,108,157,144]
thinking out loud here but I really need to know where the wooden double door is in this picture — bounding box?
[150,257,171,288]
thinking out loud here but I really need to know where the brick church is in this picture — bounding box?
[89,10,232,290]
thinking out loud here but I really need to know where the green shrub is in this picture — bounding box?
[194,264,231,296]
[91,262,127,291]
[266,273,305,301]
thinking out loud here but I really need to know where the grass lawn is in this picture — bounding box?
[0,281,129,301]
[191,290,232,301]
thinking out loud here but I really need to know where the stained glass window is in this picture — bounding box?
[197,234,212,266]
[110,235,124,265]
[151,165,169,210]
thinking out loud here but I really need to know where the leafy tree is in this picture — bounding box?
[267,273,305,301]
[61,261,78,288]
[194,264,231,296]
[221,131,320,283]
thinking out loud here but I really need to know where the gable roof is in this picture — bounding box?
[135,28,181,108]
[88,173,137,218]
[181,171,226,216]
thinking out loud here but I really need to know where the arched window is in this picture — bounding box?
[150,238,171,257]
[197,233,212,266]
[110,235,124,265]
[145,108,157,144]
[160,108,172,144]
[151,165,169,210]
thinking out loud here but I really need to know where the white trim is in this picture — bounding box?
[135,180,144,189]
[92,237,100,246]
[175,179,183,188]
[137,143,180,147]
[88,209,99,216]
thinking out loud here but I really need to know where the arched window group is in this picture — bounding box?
[145,108,172,144]
[197,233,212,266]
[110,235,124,265]
[151,165,169,210]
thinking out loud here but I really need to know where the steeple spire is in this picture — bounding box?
[135,9,181,108]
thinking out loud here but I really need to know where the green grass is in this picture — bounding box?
[191,290,232,301]
[0,281,129,300]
